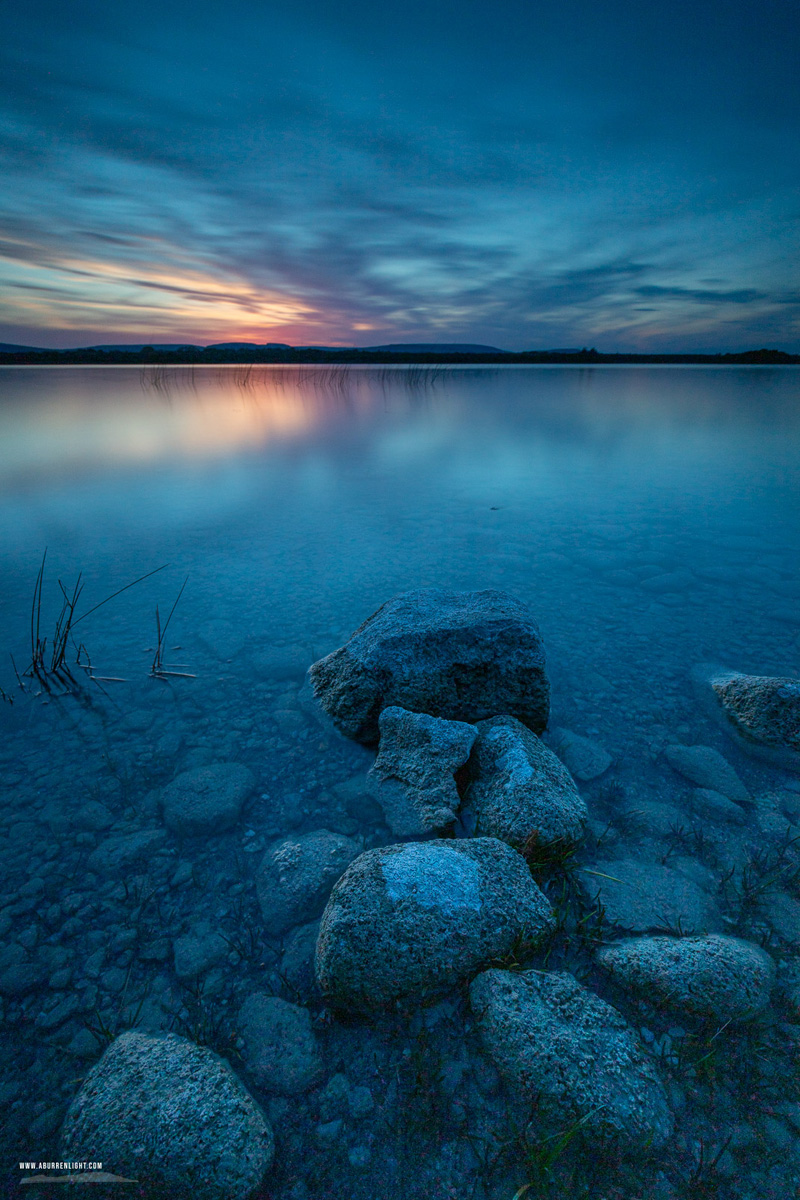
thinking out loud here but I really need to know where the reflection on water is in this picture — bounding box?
[0,365,799,1199]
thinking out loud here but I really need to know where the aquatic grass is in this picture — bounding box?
[721,828,800,930]
[149,575,195,680]
[510,1108,599,1199]
[679,1135,734,1198]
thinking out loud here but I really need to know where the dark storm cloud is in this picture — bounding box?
[0,0,798,349]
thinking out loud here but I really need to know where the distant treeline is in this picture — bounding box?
[0,346,798,366]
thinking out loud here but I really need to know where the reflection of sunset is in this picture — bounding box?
[0,367,365,482]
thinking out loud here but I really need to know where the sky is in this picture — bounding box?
[1,0,798,351]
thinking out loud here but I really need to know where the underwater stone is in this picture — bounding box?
[697,667,800,771]
[60,1030,274,1200]
[256,830,361,935]
[368,706,477,836]
[307,588,549,745]
[663,743,749,802]
[86,828,167,875]
[466,716,587,851]
[173,924,229,981]
[237,993,323,1095]
[161,763,256,836]
[470,968,673,1152]
[547,727,612,781]
[583,858,722,935]
[315,837,554,1012]
[597,934,775,1022]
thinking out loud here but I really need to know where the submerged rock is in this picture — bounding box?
[466,716,587,851]
[237,994,323,1095]
[547,727,612,781]
[60,1030,273,1200]
[315,838,554,1011]
[161,763,256,836]
[663,743,749,802]
[597,934,775,1022]
[256,830,361,935]
[695,666,800,771]
[470,968,673,1152]
[368,706,477,836]
[582,859,722,934]
[307,588,549,745]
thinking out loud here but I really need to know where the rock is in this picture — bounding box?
[663,744,749,802]
[689,788,748,825]
[582,859,722,934]
[0,943,47,996]
[256,831,361,936]
[86,829,167,875]
[699,668,800,771]
[368,706,477,836]
[237,994,323,1095]
[161,764,256,836]
[280,921,320,994]
[547,728,612,781]
[759,892,800,945]
[470,969,672,1152]
[597,934,775,1022]
[307,589,549,745]
[465,716,587,852]
[60,1030,273,1199]
[315,837,554,1012]
[173,925,229,981]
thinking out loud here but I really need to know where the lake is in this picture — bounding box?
[1,364,799,1199]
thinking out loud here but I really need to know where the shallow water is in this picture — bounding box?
[1,364,799,1199]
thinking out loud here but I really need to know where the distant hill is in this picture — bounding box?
[0,342,42,352]
[208,342,291,350]
[88,343,202,352]
[367,343,508,353]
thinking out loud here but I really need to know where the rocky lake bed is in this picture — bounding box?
[1,363,799,1200]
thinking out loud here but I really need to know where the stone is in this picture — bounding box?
[582,859,722,934]
[256,831,361,936]
[315,837,554,1012]
[0,944,47,996]
[237,994,323,1095]
[700,668,800,771]
[368,706,477,836]
[86,829,167,875]
[60,1030,273,1199]
[547,727,612,781]
[689,788,748,825]
[758,891,800,945]
[466,716,587,851]
[663,744,749,802]
[173,925,229,981]
[161,764,256,836]
[307,588,549,745]
[279,921,320,994]
[470,968,672,1152]
[597,934,775,1022]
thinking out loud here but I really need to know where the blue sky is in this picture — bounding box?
[1,0,798,350]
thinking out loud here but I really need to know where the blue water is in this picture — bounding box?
[0,364,799,1198]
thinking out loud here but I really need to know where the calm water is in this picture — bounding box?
[1,365,799,1199]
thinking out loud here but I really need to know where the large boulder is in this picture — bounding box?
[546,727,612,781]
[307,589,549,745]
[597,934,775,1023]
[256,830,361,935]
[60,1030,273,1200]
[466,716,587,852]
[316,838,554,1011]
[368,706,477,837]
[470,969,673,1153]
[696,666,800,771]
[237,993,323,1095]
[161,764,256,836]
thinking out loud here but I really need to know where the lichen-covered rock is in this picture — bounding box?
[368,706,477,836]
[663,743,749,802]
[161,763,256,836]
[582,859,722,934]
[547,727,612,781]
[307,589,549,745]
[256,830,361,935]
[699,667,800,771]
[466,716,587,851]
[470,969,673,1152]
[60,1030,273,1200]
[316,838,554,1011]
[597,934,775,1022]
[238,994,323,1095]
